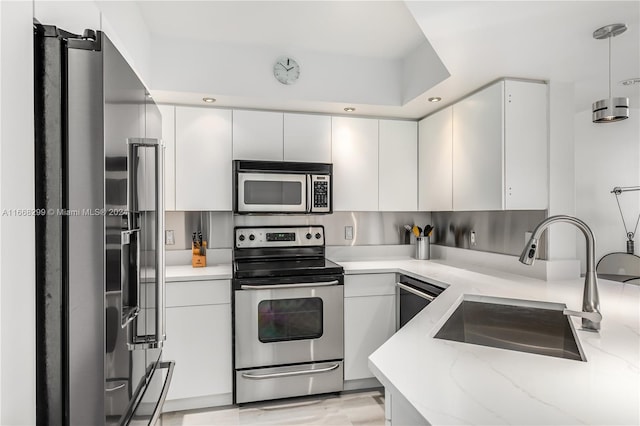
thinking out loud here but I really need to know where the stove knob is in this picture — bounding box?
[306,233,312,240]
[238,235,245,242]
[249,234,255,241]
[315,233,322,239]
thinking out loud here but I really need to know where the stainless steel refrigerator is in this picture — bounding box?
[34,24,173,425]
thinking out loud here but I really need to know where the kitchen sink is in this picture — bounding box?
[434,295,586,361]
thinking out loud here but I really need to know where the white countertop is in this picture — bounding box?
[162,256,639,424]
[343,258,639,425]
[165,264,232,282]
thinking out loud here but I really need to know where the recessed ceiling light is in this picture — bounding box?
[620,78,640,86]
[428,97,442,103]
[344,107,356,112]
[202,97,216,103]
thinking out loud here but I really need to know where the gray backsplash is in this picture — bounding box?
[165,210,547,259]
[165,211,431,249]
[431,210,547,259]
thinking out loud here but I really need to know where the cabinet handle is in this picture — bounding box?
[241,280,339,290]
[241,363,340,380]
[396,282,436,301]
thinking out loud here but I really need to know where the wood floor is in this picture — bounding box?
[161,390,385,425]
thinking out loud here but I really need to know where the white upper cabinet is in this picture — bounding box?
[504,80,548,210]
[232,110,283,161]
[332,117,379,211]
[175,106,232,211]
[379,120,418,211]
[158,105,176,211]
[283,113,332,163]
[453,82,504,211]
[418,107,453,211]
[452,80,548,211]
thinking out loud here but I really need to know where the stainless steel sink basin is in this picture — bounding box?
[434,295,586,361]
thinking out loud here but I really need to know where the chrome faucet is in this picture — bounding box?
[519,215,602,331]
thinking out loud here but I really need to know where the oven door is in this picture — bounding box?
[234,281,344,369]
[237,172,307,213]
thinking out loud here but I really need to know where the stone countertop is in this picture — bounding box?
[165,264,232,282]
[339,258,639,425]
[161,257,639,424]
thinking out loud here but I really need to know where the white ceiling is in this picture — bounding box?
[137,1,426,59]
[137,0,640,119]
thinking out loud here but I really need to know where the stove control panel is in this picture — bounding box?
[235,226,325,248]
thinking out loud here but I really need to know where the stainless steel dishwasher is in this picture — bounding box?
[396,275,445,329]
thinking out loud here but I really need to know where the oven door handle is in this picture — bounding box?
[396,282,436,301]
[241,363,340,380]
[240,280,340,290]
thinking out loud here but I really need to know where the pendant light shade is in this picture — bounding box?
[592,23,629,123]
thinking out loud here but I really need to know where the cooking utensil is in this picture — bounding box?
[412,226,420,237]
[424,225,434,238]
[404,225,413,233]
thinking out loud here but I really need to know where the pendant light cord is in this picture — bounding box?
[614,191,640,240]
[608,35,612,100]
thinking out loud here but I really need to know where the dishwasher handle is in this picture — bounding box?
[396,282,436,301]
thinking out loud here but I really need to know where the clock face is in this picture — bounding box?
[273,56,300,85]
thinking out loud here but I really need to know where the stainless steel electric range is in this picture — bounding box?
[232,226,344,404]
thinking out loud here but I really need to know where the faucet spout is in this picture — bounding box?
[519,215,601,331]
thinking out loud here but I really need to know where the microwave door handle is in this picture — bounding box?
[306,175,312,213]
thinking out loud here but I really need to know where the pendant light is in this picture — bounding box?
[592,23,629,123]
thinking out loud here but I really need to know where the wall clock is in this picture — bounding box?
[273,56,300,85]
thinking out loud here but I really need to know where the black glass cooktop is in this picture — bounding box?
[233,257,343,279]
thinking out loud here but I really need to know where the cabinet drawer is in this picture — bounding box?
[166,280,230,307]
[344,274,396,297]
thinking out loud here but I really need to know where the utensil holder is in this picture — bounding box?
[192,241,207,268]
[415,237,430,260]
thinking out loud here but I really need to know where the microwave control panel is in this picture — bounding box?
[311,175,330,213]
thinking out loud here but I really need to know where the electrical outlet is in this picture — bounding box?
[166,230,175,245]
[345,226,354,240]
[470,230,477,247]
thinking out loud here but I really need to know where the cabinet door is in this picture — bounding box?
[163,304,232,401]
[233,110,283,161]
[158,105,176,211]
[453,82,504,211]
[344,295,396,380]
[284,113,331,163]
[419,107,453,211]
[175,107,232,210]
[332,117,379,211]
[504,80,548,209]
[379,120,418,211]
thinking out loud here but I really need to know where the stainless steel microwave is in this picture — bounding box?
[233,160,332,214]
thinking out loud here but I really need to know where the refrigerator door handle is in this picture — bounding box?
[127,138,166,349]
[121,227,141,327]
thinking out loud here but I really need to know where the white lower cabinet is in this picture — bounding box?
[344,274,396,387]
[162,280,232,412]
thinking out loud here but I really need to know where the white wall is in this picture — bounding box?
[34,0,152,86]
[0,1,36,424]
[0,1,152,423]
[575,108,640,272]
[547,81,577,260]
[151,35,403,106]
